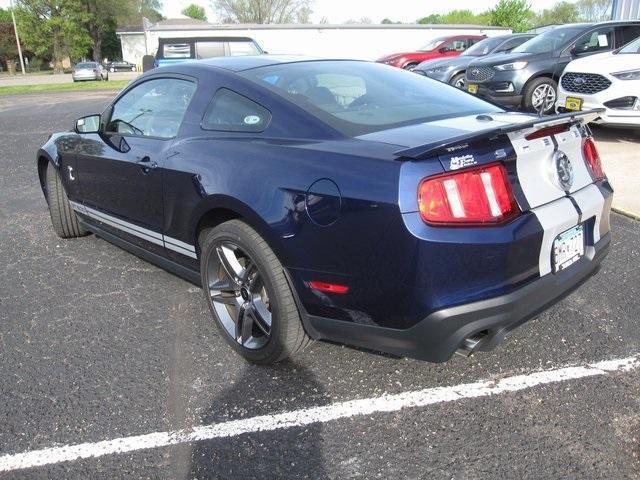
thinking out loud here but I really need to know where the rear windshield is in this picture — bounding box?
[512,26,585,54]
[75,63,96,69]
[240,61,502,136]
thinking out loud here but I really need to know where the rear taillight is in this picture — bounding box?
[418,163,519,226]
[582,137,604,180]
[93,68,99,73]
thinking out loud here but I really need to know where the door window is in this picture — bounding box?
[202,88,271,132]
[228,41,261,56]
[162,43,191,59]
[574,27,614,54]
[195,41,225,59]
[107,78,196,139]
[619,25,640,46]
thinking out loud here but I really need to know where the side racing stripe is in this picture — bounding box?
[69,201,197,259]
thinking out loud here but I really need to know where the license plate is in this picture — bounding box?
[565,96,583,111]
[553,225,585,272]
[467,83,478,94]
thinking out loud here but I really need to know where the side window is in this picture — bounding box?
[574,27,614,54]
[196,41,225,59]
[202,89,271,132]
[107,78,196,139]
[444,39,467,52]
[163,43,191,59]
[228,41,261,56]
[619,25,640,46]
[495,37,526,53]
[467,37,482,47]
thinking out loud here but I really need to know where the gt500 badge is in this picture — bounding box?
[449,154,476,170]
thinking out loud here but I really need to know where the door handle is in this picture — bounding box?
[137,156,158,172]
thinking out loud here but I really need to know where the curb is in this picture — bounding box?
[612,206,640,221]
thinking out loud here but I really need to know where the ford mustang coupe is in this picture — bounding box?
[37,56,613,364]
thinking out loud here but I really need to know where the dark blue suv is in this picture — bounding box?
[465,21,640,113]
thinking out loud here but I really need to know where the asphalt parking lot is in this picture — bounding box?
[1,91,639,479]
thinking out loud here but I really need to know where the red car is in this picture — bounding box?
[376,34,486,70]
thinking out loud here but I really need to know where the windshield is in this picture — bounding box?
[512,26,585,54]
[462,37,504,56]
[240,61,502,136]
[418,36,449,52]
[75,63,96,69]
[619,36,640,54]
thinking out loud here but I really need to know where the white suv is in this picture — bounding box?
[556,35,640,128]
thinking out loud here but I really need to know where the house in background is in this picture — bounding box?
[116,18,510,67]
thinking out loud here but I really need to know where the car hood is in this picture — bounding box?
[357,111,534,148]
[377,50,434,61]
[416,56,468,70]
[565,51,640,73]
[469,51,542,67]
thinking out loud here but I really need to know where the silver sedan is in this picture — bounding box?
[72,62,109,82]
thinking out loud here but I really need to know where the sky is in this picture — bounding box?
[0,0,565,23]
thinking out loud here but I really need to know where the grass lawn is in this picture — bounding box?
[0,80,130,96]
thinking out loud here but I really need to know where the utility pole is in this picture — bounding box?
[9,0,26,75]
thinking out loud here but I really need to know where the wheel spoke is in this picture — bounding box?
[216,245,243,285]
[236,303,255,344]
[240,259,257,285]
[252,299,272,336]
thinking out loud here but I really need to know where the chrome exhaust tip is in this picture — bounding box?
[455,334,485,357]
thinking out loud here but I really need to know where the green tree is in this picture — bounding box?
[0,7,13,22]
[535,1,580,26]
[490,0,533,32]
[418,10,490,25]
[16,0,91,73]
[182,3,207,21]
[0,21,19,69]
[212,0,312,23]
[577,0,611,21]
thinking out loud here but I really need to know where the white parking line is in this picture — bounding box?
[1,354,638,473]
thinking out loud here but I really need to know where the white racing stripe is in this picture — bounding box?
[70,202,197,259]
[0,354,637,473]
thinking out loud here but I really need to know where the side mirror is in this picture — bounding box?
[75,114,101,134]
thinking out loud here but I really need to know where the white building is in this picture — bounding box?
[116,18,510,67]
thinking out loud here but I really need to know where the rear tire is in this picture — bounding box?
[45,163,87,238]
[523,77,557,114]
[200,220,311,364]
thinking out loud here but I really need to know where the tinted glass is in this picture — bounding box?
[163,43,191,59]
[202,88,271,132]
[620,25,640,46]
[76,63,96,69]
[108,78,196,139]
[574,27,614,54]
[228,41,261,56]
[619,35,640,53]
[240,61,502,136]
[495,36,532,53]
[462,37,504,56]
[513,26,586,54]
[196,41,225,59]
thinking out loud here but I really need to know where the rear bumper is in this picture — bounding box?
[308,233,610,362]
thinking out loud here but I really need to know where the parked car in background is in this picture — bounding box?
[376,35,486,71]
[465,21,640,113]
[143,36,265,71]
[104,60,137,72]
[556,35,640,128]
[38,57,612,364]
[414,34,535,88]
[72,62,108,82]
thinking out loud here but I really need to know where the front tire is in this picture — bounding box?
[523,77,557,114]
[45,163,87,238]
[449,72,466,89]
[200,220,311,364]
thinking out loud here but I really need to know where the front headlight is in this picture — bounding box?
[612,69,640,81]
[495,61,528,71]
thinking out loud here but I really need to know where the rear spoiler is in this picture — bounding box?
[393,109,604,161]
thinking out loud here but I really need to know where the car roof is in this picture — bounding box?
[194,55,356,72]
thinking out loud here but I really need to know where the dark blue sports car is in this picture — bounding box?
[37,56,613,363]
